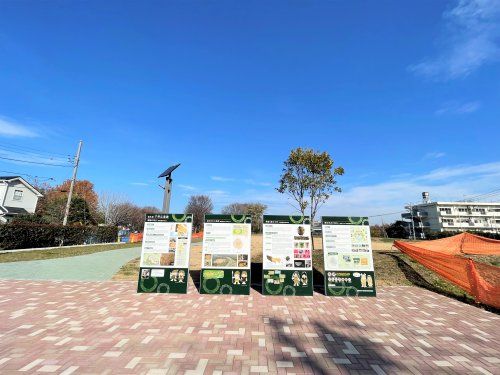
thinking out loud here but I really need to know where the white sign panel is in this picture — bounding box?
[322,217,373,271]
[202,215,251,269]
[263,215,312,270]
[140,214,192,268]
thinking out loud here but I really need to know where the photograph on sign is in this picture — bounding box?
[137,213,193,294]
[200,214,252,295]
[262,215,313,296]
[321,216,376,297]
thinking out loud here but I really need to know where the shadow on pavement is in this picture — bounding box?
[382,252,475,304]
[268,317,400,374]
[189,270,201,292]
[313,267,325,295]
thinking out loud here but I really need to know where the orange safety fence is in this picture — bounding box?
[393,233,500,309]
[192,232,203,239]
[129,233,143,243]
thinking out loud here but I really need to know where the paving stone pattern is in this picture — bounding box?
[0,280,499,374]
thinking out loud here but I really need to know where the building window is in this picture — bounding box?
[458,208,467,212]
[13,189,23,201]
[440,207,452,214]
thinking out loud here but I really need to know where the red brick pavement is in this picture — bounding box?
[0,280,499,374]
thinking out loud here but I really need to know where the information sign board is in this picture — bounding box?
[137,213,193,294]
[262,215,313,296]
[200,214,252,295]
[321,216,376,297]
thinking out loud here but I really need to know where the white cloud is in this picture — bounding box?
[419,161,500,181]
[435,100,481,115]
[178,184,196,191]
[322,161,500,224]
[211,176,235,182]
[204,161,500,225]
[0,117,39,138]
[243,178,272,187]
[409,0,500,80]
[424,151,446,159]
[212,175,272,187]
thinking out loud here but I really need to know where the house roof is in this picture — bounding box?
[0,176,43,197]
[3,206,29,215]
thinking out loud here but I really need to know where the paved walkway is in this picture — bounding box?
[0,280,498,374]
[0,247,141,281]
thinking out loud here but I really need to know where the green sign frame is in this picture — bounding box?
[200,214,252,295]
[321,216,376,297]
[137,213,193,294]
[262,215,313,296]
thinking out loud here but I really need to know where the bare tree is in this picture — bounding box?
[98,192,160,230]
[185,195,213,232]
[98,192,127,225]
[222,202,267,233]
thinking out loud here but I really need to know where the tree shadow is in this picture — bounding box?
[312,267,325,295]
[250,262,263,294]
[268,317,400,373]
[189,270,201,292]
[382,252,475,304]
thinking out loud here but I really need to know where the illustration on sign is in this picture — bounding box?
[200,214,252,295]
[321,216,376,297]
[137,213,193,294]
[262,215,313,296]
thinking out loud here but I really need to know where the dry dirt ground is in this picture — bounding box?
[113,235,500,311]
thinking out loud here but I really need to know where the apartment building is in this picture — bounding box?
[402,192,500,236]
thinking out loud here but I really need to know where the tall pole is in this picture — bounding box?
[162,177,172,213]
[409,203,416,240]
[63,140,83,226]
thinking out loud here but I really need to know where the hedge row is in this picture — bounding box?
[0,223,118,250]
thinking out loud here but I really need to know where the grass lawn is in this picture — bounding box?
[0,242,140,263]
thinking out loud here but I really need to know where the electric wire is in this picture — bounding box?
[0,155,73,167]
[0,141,71,158]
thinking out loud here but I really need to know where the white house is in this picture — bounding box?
[0,176,43,223]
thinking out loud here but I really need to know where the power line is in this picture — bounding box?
[0,155,72,167]
[0,170,54,179]
[459,188,500,202]
[0,147,72,164]
[368,210,404,218]
[0,141,71,158]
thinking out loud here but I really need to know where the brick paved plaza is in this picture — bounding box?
[0,280,498,374]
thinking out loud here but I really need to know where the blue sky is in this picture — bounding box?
[0,0,499,223]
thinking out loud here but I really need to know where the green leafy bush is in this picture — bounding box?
[0,223,118,250]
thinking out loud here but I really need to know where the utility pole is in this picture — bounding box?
[408,203,416,240]
[63,140,83,226]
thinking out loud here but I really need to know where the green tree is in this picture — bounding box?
[68,196,97,226]
[277,147,344,224]
[386,221,409,239]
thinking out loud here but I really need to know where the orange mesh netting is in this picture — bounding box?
[393,233,500,309]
